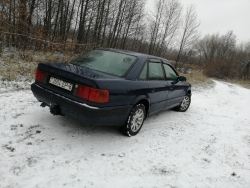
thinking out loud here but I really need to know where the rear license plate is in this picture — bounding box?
[49,77,73,91]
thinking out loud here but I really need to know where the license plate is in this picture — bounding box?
[49,77,73,91]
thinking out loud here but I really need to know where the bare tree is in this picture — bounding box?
[148,0,165,55]
[157,0,182,57]
[195,34,220,63]
[175,4,200,68]
[217,30,236,59]
[195,31,236,63]
[77,0,89,44]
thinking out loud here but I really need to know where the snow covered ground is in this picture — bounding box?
[0,80,250,188]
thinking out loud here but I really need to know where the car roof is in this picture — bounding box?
[98,48,171,64]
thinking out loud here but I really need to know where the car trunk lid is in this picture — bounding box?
[35,62,116,106]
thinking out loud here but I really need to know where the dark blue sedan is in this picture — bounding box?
[31,48,191,136]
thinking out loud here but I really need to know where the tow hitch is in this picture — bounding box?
[40,102,47,107]
[40,102,61,115]
[50,105,61,115]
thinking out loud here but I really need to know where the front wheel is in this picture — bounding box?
[120,104,146,137]
[176,95,191,112]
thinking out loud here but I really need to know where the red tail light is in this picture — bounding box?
[76,85,90,100]
[89,88,109,103]
[35,69,45,83]
[76,84,109,103]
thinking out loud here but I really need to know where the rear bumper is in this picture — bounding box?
[31,83,132,126]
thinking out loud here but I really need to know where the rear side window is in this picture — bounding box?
[163,64,178,80]
[148,61,164,80]
[71,50,137,77]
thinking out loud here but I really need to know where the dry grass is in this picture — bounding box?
[178,63,250,89]
[233,80,250,89]
[0,50,77,81]
[0,60,38,81]
[213,78,250,90]
[181,71,209,85]
[182,71,250,89]
[0,55,39,81]
[182,70,250,90]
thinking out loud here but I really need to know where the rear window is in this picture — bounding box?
[71,50,137,77]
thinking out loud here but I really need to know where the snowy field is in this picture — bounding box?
[0,80,250,188]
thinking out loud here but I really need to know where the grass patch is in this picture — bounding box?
[233,80,250,89]
[213,78,250,90]
[181,71,212,85]
[0,56,38,81]
[0,49,76,81]
[179,64,250,90]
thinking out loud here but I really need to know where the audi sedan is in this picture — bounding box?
[31,48,191,136]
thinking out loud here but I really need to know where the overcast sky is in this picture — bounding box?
[146,0,250,43]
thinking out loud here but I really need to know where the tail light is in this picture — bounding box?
[89,88,109,103]
[76,84,109,103]
[76,85,90,100]
[35,69,45,83]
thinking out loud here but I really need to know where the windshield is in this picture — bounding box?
[71,50,137,77]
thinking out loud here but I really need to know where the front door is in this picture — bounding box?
[146,59,169,113]
[162,63,185,108]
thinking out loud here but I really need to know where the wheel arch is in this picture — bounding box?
[131,97,150,118]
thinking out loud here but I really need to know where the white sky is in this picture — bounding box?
[146,0,250,43]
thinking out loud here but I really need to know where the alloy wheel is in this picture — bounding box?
[180,96,190,111]
[131,109,144,132]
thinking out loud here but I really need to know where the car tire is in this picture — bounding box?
[120,104,146,137]
[175,95,191,112]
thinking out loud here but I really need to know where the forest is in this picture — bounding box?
[0,0,250,80]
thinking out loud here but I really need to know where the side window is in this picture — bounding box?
[163,64,178,80]
[139,63,147,80]
[148,61,164,80]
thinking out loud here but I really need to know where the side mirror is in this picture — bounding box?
[179,76,186,82]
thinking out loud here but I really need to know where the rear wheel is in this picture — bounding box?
[120,104,145,137]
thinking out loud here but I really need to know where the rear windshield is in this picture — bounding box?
[71,50,137,77]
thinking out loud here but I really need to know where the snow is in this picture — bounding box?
[0,80,250,188]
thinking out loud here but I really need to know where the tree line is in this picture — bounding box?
[0,0,249,79]
[0,0,146,51]
[195,31,250,80]
[0,0,199,61]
